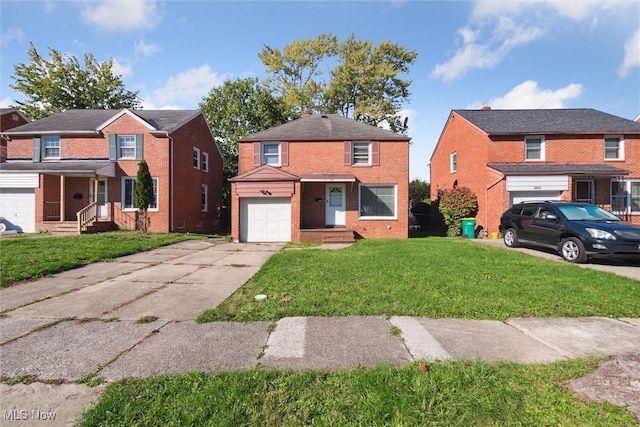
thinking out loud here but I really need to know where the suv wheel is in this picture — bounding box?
[503,228,519,248]
[559,237,588,263]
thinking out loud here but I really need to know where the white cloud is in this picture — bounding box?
[431,17,543,81]
[472,0,612,22]
[111,58,133,77]
[617,30,640,78]
[151,65,227,105]
[134,40,161,58]
[1,27,24,45]
[483,80,584,109]
[80,0,161,32]
[0,97,14,108]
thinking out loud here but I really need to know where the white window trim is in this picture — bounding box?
[604,135,624,161]
[43,136,61,159]
[118,135,136,159]
[201,184,208,212]
[352,141,371,166]
[202,151,209,172]
[193,147,201,170]
[358,183,398,220]
[611,179,639,215]
[525,136,545,161]
[121,176,159,212]
[450,152,457,173]
[262,142,281,166]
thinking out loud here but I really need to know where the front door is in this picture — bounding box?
[89,179,108,218]
[325,184,346,226]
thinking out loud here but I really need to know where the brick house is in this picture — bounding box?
[1,108,30,162]
[229,113,411,242]
[430,107,640,236]
[0,109,223,233]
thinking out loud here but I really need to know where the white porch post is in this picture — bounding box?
[93,177,99,204]
[59,175,65,222]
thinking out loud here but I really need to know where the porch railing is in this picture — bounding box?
[76,202,97,234]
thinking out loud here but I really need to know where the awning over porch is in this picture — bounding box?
[488,163,629,176]
[0,161,116,177]
[300,173,356,182]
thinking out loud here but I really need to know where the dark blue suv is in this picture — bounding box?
[499,201,640,263]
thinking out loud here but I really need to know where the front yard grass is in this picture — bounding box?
[77,359,637,426]
[198,238,639,322]
[0,231,208,286]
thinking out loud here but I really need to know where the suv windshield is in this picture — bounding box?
[556,204,621,221]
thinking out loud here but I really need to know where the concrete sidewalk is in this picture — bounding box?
[1,240,639,425]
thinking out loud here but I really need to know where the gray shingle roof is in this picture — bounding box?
[454,109,640,135]
[1,109,200,135]
[488,163,629,176]
[240,114,411,142]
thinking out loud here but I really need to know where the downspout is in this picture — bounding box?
[485,167,505,234]
[169,136,174,232]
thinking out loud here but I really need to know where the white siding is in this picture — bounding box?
[506,175,568,192]
[0,173,40,188]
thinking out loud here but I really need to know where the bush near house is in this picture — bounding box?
[438,187,478,236]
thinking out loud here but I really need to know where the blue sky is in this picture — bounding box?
[1,0,639,181]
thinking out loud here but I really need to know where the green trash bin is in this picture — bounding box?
[461,218,476,238]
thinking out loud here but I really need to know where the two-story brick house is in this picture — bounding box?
[229,113,411,242]
[430,107,640,236]
[0,108,223,233]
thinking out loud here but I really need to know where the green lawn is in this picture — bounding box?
[198,238,640,322]
[0,231,209,285]
[78,359,637,426]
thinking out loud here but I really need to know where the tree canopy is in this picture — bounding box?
[199,77,289,204]
[10,43,140,120]
[259,33,417,132]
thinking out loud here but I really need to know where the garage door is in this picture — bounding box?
[241,198,291,242]
[0,189,36,232]
[510,191,562,205]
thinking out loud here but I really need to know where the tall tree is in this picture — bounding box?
[10,43,140,120]
[258,33,417,133]
[409,179,431,205]
[134,160,155,233]
[259,33,339,115]
[199,78,289,204]
[325,35,417,133]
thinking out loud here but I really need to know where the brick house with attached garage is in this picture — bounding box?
[0,109,223,233]
[229,112,411,243]
[430,107,640,236]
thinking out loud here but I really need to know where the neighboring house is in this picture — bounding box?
[229,112,411,243]
[1,108,30,162]
[430,107,640,235]
[0,109,223,233]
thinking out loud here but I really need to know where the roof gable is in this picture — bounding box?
[240,114,411,142]
[229,165,300,182]
[454,108,640,135]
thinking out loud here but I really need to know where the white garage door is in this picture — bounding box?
[510,191,562,206]
[0,189,36,233]
[241,198,291,242]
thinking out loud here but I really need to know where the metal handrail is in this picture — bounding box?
[76,202,97,234]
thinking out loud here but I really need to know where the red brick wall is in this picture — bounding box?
[235,138,409,241]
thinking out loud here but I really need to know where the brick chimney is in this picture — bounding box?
[481,104,491,110]
[302,109,312,117]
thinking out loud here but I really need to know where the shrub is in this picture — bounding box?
[438,187,478,236]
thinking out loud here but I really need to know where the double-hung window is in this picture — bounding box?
[201,184,208,212]
[202,152,209,172]
[359,184,397,219]
[352,142,370,165]
[604,136,623,160]
[525,136,544,161]
[262,143,280,166]
[119,135,136,159]
[122,177,158,211]
[193,148,200,169]
[43,136,60,158]
[450,152,457,173]
[611,180,640,214]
